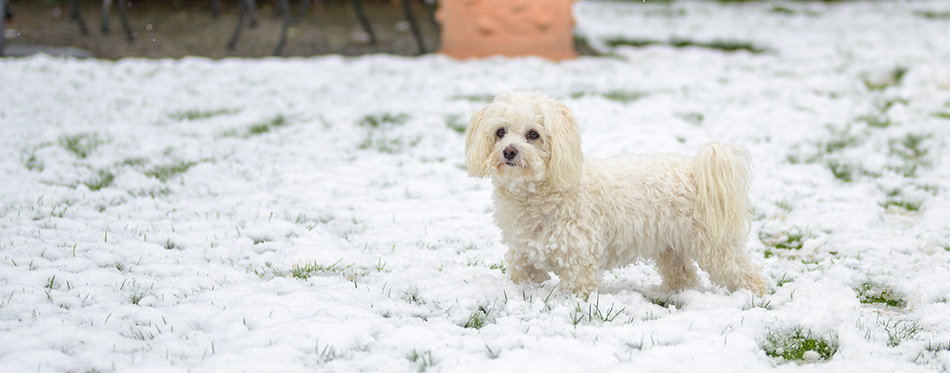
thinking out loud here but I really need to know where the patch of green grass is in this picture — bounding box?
[769,6,797,15]
[221,115,290,138]
[145,160,198,182]
[445,114,467,134]
[290,259,352,279]
[820,124,863,154]
[775,273,792,287]
[926,341,950,353]
[316,342,344,363]
[357,113,410,128]
[407,349,436,372]
[129,291,146,305]
[857,282,905,308]
[775,199,793,213]
[885,133,932,178]
[604,37,659,48]
[648,296,682,310]
[763,327,838,363]
[45,275,56,289]
[59,133,104,159]
[120,157,148,167]
[168,108,240,121]
[880,318,920,347]
[247,115,288,136]
[358,135,422,154]
[677,112,705,126]
[83,170,115,191]
[403,290,426,305]
[601,90,649,103]
[873,97,908,112]
[826,160,856,182]
[488,261,506,274]
[749,296,773,310]
[889,133,931,161]
[164,239,183,251]
[605,37,769,54]
[880,190,922,212]
[570,296,626,326]
[759,227,810,258]
[932,111,950,120]
[450,94,495,103]
[23,152,44,172]
[570,90,649,104]
[356,113,418,153]
[463,305,494,330]
[863,66,908,91]
[855,113,894,129]
[671,38,769,54]
[915,10,950,20]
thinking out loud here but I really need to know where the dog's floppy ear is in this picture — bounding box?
[464,106,492,178]
[544,102,583,189]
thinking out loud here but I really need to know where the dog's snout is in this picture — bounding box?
[503,146,519,160]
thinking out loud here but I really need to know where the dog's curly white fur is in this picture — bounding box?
[465,91,768,297]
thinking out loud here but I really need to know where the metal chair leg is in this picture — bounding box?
[293,0,311,25]
[116,0,134,42]
[100,0,111,33]
[273,0,291,55]
[227,0,251,51]
[71,0,90,35]
[420,0,439,32]
[211,0,221,18]
[351,0,376,44]
[0,0,6,57]
[100,0,133,42]
[247,0,260,28]
[400,0,426,54]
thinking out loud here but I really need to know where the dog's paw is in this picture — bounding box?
[745,274,769,296]
[510,266,550,284]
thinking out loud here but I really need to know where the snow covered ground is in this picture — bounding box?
[2,0,950,371]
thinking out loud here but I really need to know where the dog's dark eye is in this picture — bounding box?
[526,130,540,141]
[496,128,507,138]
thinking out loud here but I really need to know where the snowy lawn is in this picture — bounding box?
[3,0,950,371]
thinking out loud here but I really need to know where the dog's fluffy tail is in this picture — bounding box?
[693,143,752,245]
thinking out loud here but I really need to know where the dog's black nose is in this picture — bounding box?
[503,146,518,160]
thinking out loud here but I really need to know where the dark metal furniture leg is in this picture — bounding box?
[273,0,291,55]
[351,0,376,44]
[100,0,111,33]
[247,0,259,28]
[0,0,6,57]
[71,0,90,35]
[211,0,221,18]
[420,0,439,32]
[293,0,311,25]
[401,0,426,54]
[227,0,250,50]
[116,0,134,42]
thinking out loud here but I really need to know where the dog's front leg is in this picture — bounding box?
[504,248,551,284]
[551,253,603,299]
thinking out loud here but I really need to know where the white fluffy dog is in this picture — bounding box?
[465,91,768,297]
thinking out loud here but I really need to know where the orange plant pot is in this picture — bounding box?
[436,0,578,61]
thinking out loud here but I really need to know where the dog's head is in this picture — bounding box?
[464,92,583,190]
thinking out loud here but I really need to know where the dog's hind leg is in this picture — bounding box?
[695,244,767,296]
[656,248,700,292]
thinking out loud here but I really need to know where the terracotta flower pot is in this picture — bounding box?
[436,0,578,61]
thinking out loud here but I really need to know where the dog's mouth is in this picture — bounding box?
[505,160,518,166]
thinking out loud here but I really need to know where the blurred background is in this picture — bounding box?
[1,0,449,59]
